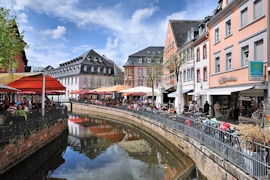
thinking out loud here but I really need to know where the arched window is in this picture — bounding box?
[103,67,106,74]
[84,65,87,72]
[97,67,100,73]
[108,68,111,74]
[91,66,94,72]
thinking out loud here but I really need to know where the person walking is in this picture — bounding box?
[213,101,220,118]
[204,101,211,114]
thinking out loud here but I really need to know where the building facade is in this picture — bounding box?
[206,0,268,120]
[123,46,164,88]
[47,49,116,98]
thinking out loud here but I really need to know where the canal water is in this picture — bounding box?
[1,114,207,180]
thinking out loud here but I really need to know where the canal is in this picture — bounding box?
[1,114,207,180]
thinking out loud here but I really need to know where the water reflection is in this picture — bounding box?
[0,114,207,180]
[48,114,204,180]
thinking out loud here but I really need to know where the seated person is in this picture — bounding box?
[168,107,174,114]
[14,104,27,120]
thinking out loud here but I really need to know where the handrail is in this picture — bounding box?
[0,107,69,143]
[73,99,270,180]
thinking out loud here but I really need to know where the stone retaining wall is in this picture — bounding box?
[0,119,68,174]
[73,102,254,180]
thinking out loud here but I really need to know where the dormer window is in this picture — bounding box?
[84,65,87,72]
[103,67,106,74]
[87,56,91,60]
[139,58,142,63]
[147,58,151,63]
[91,66,94,72]
[94,57,98,61]
[156,58,160,63]
[147,51,150,53]
[99,58,103,62]
[191,28,194,39]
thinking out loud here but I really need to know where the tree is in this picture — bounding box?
[144,55,163,106]
[0,7,28,74]
[164,53,186,83]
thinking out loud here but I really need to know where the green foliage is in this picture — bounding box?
[0,7,28,74]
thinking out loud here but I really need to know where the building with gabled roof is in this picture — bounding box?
[123,46,164,88]
[163,20,202,88]
[46,49,115,98]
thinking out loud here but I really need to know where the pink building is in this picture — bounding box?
[206,0,268,121]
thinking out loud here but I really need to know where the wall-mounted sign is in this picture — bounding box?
[218,76,237,84]
[249,61,264,81]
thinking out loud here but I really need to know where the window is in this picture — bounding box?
[139,58,142,63]
[108,68,111,74]
[253,0,263,20]
[225,20,231,37]
[75,77,78,84]
[71,77,73,85]
[196,69,200,82]
[180,72,182,82]
[138,80,143,86]
[215,28,220,43]
[156,58,160,63]
[147,68,152,75]
[138,68,143,75]
[103,67,106,74]
[254,39,264,61]
[241,46,249,66]
[226,52,232,70]
[196,48,200,62]
[240,7,248,27]
[187,69,191,80]
[183,70,186,82]
[147,58,151,63]
[83,65,87,72]
[215,57,220,73]
[203,67,207,81]
[128,69,132,75]
[203,45,207,59]
[191,68,194,79]
[91,66,94,72]
[97,67,100,73]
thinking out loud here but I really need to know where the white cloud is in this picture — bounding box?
[40,26,66,40]
[17,13,28,23]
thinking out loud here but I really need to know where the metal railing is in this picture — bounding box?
[73,99,270,180]
[0,107,69,143]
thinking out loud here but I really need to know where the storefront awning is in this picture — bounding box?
[188,86,254,96]
[168,89,192,98]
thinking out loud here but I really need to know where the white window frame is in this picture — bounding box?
[253,0,264,20]
[139,58,142,63]
[138,68,143,75]
[241,45,249,67]
[187,69,191,80]
[254,39,264,61]
[183,70,186,82]
[138,80,143,86]
[214,23,220,44]
[147,58,151,63]
[224,46,233,71]
[214,52,221,73]
[191,68,194,79]
[156,58,160,63]
[224,14,232,38]
[239,3,249,28]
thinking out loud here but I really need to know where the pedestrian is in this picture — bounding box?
[194,101,200,112]
[214,101,220,118]
[204,101,211,114]
[188,101,194,112]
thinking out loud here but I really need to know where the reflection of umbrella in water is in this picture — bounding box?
[96,132,126,143]
[118,140,152,153]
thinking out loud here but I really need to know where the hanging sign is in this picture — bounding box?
[249,61,264,81]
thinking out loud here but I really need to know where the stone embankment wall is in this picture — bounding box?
[0,119,67,174]
[73,103,254,180]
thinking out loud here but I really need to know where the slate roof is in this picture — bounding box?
[169,20,202,48]
[124,46,164,67]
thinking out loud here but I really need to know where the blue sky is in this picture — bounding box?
[1,0,219,69]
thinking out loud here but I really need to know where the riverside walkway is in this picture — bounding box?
[72,99,270,180]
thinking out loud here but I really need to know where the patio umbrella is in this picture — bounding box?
[89,86,109,92]
[0,84,20,92]
[155,83,164,109]
[119,86,157,93]
[99,85,130,99]
[69,90,79,94]
[174,74,184,114]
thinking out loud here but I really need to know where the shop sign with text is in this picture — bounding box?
[249,61,264,81]
[218,76,237,84]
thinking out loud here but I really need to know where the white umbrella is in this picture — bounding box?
[155,83,164,109]
[119,86,157,93]
[174,74,184,114]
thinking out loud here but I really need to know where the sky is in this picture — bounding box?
[0,0,219,69]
